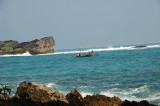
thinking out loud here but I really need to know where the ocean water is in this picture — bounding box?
[0,44,160,105]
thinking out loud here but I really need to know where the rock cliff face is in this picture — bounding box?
[14,81,68,103]
[0,36,55,55]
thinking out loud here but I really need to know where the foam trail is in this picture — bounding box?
[37,50,91,56]
[38,46,135,56]
[91,46,135,52]
[147,45,160,48]
[44,44,160,55]
[0,51,32,57]
[100,91,145,102]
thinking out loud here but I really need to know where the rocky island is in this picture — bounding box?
[0,36,55,55]
[0,81,157,106]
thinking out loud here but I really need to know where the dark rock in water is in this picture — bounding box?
[66,89,84,106]
[0,97,69,106]
[83,94,123,106]
[122,100,158,106]
[14,81,68,103]
[0,36,55,55]
[133,46,147,48]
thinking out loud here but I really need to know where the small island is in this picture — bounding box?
[0,36,55,55]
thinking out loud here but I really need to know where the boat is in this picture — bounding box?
[76,50,93,57]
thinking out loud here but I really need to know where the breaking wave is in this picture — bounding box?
[1,44,160,57]
[99,85,160,104]
[0,51,31,57]
[80,92,93,98]
[59,84,160,105]
[49,44,160,55]
[46,82,56,88]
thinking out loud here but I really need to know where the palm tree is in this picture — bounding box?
[0,83,11,100]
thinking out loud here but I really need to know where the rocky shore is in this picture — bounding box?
[0,81,157,106]
[0,36,55,55]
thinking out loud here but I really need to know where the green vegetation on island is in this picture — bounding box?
[14,48,22,51]
[1,46,13,52]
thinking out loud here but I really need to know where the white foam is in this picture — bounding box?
[0,51,32,57]
[38,46,134,56]
[81,92,93,98]
[59,90,70,96]
[79,86,88,89]
[100,91,146,102]
[46,82,56,88]
[91,46,135,52]
[44,44,160,55]
[79,85,159,103]
[99,85,160,103]
[129,85,148,94]
[1,44,160,57]
[147,45,160,48]
[100,92,115,97]
[80,90,160,105]
[115,83,120,86]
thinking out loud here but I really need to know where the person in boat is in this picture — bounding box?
[77,53,82,57]
[77,50,93,57]
[89,50,93,55]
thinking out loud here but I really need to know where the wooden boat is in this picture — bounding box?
[76,50,93,57]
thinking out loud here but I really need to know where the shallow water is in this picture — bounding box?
[0,44,160,105]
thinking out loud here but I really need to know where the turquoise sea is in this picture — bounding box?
[0,44,160,105]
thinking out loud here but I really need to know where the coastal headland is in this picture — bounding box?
[0,36,55,55]
[0,81,157,106]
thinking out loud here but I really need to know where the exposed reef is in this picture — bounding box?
[0,36,55,55]
[133,45,147,48]
[0,81,157,106]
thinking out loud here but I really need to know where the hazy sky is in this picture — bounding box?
[0,0,160,50]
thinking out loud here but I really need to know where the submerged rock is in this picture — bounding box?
[133,45,147,48]
[14,81,68,103]
[0,36,55,55]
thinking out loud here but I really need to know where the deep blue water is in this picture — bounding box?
[0,45,160,105]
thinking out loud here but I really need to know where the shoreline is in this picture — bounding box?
[0,81,158,106]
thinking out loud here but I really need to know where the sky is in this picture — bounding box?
[0,0,160,50]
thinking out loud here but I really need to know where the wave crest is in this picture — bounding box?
[1,44,160,57]
[0,51,31,57]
